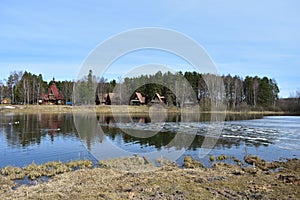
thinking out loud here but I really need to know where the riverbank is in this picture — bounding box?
[0,104,295,115]
[0,156,299,199]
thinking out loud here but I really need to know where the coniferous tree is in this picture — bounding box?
[258,77,273,107]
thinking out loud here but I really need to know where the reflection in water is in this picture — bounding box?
[0,113,92,168]
[1,114,75,147]
[97,113,264,125]
[39,114,63,141]
[100,124,253,153]
[95,114,299,164]
[0,113,299,168]
[74,113,104,150]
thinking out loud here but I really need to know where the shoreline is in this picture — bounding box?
[0,104,297,115]
[0,155,299,199]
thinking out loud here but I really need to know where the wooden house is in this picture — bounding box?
[130,92,145,105]
[39,78,65,105]
[105,93,122,105]
[1,98,12,104]
[105,93,114,105]
[95,93,107,105]
[95,92,123,105]
[150,93,166,104]
[182,96,197,107]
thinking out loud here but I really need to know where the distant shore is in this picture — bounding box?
[0,155,299,199]
[1,104,297,115]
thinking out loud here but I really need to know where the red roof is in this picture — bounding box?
[39,81,64,100]
[48,83,64,99]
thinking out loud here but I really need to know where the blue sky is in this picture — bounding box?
[0,0,299,97]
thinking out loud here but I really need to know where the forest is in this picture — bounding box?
[0,71,73,104]
[0,70,299,112]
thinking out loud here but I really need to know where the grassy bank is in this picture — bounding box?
[0,104,294,115]
[0,104,167,114]
[0,156,299,199]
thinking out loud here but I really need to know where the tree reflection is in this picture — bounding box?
[1,113,76,148]
[0,113,270,155]
[74,113,103,150]
[98,113,272,152]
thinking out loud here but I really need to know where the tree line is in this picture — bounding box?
[126,71,281,111]
[0,71,73,104]
[1,70,298,112]
[75,70,281,111]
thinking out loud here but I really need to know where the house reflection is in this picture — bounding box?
[131,116,146,123]
[39,114,62,141]
[0,112,272,159]
[96,113,269,152]
[97,115,149,125]
[97,113,253,125]
[1,113,75,148]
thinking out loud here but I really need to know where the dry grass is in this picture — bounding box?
[0,104,289,115]
[0,160,93,181]
[0,156,299,199]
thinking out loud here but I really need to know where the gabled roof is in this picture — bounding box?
[151,93,165,103]
[49,83,60,98]
[107,93,115,99]
[134,92,145,103]
[49,83,64,100]
[39,80,64,100]
[182,96,196,106]
[106,93,122,102]
[97,93,107,101]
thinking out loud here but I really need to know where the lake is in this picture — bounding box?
[0,112,299,168]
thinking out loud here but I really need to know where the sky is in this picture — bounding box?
[0,0,299,97]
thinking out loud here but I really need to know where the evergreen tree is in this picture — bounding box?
[258,77,273,107]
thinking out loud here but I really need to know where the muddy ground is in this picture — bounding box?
[0,156,299,200]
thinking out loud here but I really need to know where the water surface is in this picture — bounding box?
[0,113,299,168]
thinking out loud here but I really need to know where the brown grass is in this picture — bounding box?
[0,156,299,199]
[0,104,290,115]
